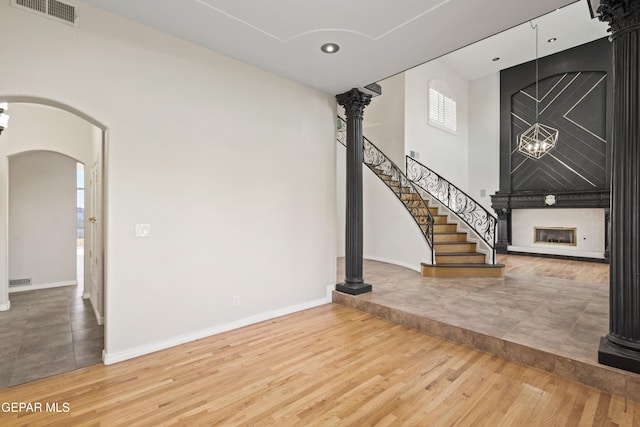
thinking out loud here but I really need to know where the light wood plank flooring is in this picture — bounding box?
[497,253,609,284]
[333,255,640,404]
[0,304,638,426]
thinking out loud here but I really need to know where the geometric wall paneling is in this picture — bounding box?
[494,38,612,256]
[510,71,607,192]
[498,37,612,195]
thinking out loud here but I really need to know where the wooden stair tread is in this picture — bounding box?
[422,263,505,268]
[433,241,475,245]
[436,252,485,256]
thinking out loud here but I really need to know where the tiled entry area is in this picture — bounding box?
[0,286,103,388]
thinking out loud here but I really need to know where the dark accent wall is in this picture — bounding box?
[511,71,607,191]
[492,37,613,259]
[499,37,613,194]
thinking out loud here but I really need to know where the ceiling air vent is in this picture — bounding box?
[16,0,46,13]
[48,0,75,24]
[12,0,78,27]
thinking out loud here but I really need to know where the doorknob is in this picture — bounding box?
[89,217,97,223]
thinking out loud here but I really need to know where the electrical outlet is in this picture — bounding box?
[233,295,240,307]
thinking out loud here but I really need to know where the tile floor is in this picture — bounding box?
[0,286,103,389]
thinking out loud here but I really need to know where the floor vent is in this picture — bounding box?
[9,278,32,288]
[13,0,78,26]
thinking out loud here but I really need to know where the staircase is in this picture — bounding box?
[337,116,504,278]
[371,167,504,278]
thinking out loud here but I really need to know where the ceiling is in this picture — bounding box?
[80,0,586,95]
[439,1,609,81]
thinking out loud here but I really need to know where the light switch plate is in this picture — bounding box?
[135,224,151,238]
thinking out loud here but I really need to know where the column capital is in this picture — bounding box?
[598,0,640,35]
[336,88,372,120]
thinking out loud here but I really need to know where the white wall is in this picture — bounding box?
[404,60,469,191]
[363,74,406,168]
[468,73,500,212]
[510,208,605,258]
[362,167,431,271]
[2,104,98,163]
[0,1,336,360]
[9,151,77,287]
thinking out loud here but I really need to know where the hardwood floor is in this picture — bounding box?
[497,253,609,284]
[0,304,638,426]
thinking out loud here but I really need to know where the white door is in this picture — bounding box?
[89,156,103,324]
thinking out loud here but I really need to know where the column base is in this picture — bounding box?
[598,336,640,375]
[336,282,372,295]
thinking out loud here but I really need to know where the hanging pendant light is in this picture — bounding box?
[518,22,559,160]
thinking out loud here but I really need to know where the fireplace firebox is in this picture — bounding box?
[534,227,576,246]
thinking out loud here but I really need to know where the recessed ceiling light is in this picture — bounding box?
[548,37,557,43]
[492,57,500,62]
[320,43,340,54]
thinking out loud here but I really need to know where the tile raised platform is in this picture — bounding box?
[333,255,640,402]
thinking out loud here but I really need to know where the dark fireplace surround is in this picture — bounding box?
[491,38,612,262]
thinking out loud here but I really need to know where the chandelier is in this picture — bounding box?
[518,23,559,160]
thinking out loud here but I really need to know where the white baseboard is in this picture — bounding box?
[103,287,333,365]
[9,280,77,293]
[0,301,10,311]
[508,245,605,259]
[90,296,104,326]
[363,255,422,273]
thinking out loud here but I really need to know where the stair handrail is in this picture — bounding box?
[337,117,435,263]
[406,156,497,264]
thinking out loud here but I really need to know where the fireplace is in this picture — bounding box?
[491,192,609,261]
[534,227,576,246]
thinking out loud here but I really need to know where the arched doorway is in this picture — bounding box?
[0,98,107,387]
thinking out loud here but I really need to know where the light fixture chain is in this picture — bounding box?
[517,21,559,161]
[534,22,539,121]
[536,24,540,123]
